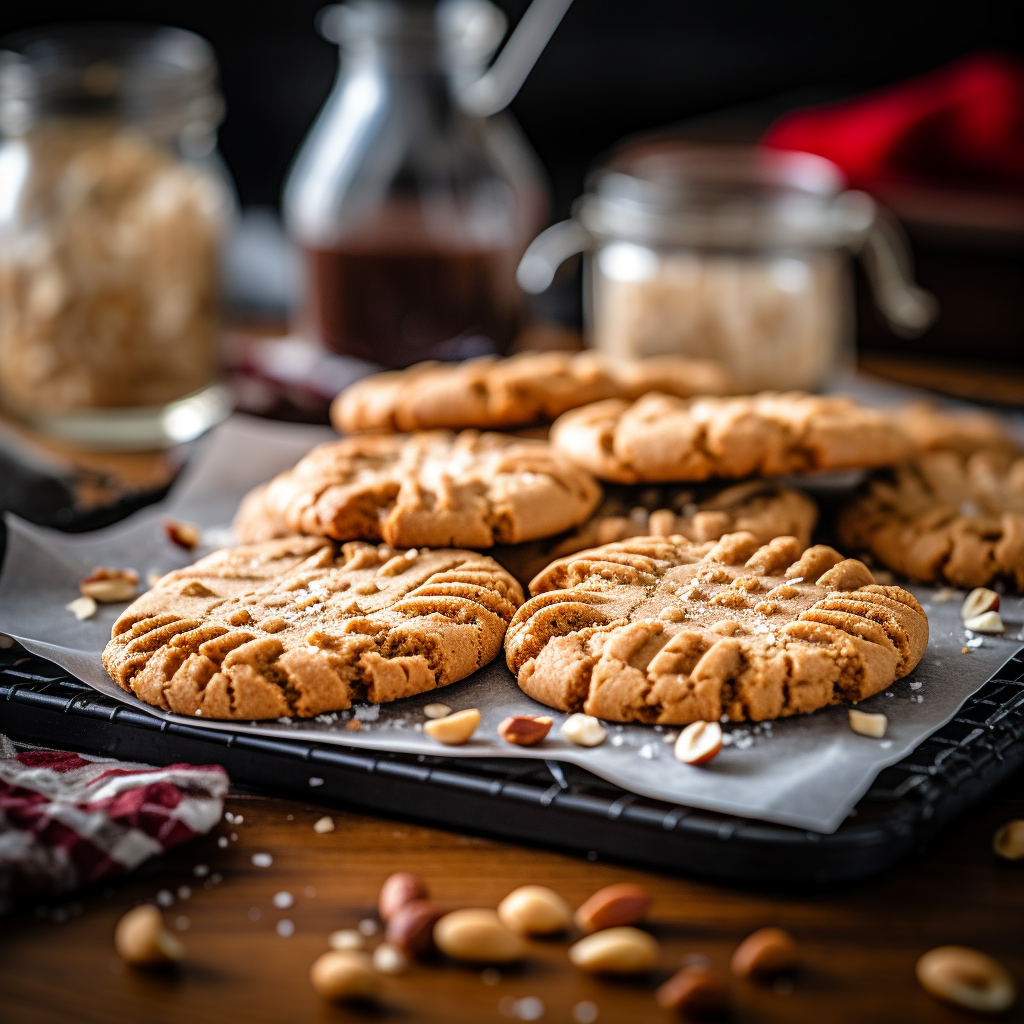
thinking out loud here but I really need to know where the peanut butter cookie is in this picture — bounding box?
[331,351,737,434]
[550,392,913,483]
[103,536,523,720]
[492,481,817,591]
[838,450,1024,591]
[504,533,928,725]
[233,430,602,550]
[893,401,1020,457]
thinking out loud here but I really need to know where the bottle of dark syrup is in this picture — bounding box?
[284,0,553,367]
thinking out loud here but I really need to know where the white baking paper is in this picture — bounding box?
[1,413,1021,834]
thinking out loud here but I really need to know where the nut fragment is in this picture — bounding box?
[378,872,427,923]
[67,595,98,621]
[993,819,1024,861]
[916,946,1016,1014]
[114,904,184,966]
[574,882,650,934]
[961,588,1000,621]
[964,611,1005,635]
[164,519,201,551]
[423,708,480,746]
[423,702,452,719]
[80,567,139,603]
[731,927,798,979]
[498,885,573,936]
[385,899,444,956]
[674,721,723,765]
[568,926,659,975]
[656,966,732,1014]
[560,713,607,747]
[310,950,381,1002]
[313,816,335,834]
[497,715,553,747]
[372,942,409,975]
[433,909,526,964]
[848,709,887,739]
[328,929,365,951]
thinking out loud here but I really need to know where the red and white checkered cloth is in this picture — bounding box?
[0,742,228,912]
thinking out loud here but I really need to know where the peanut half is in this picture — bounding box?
[498,885,573,936]
[568,926,659,975]
[574,882,650,934]
[848,709,887,738]
[916,946,1016,1014]
[674,721,723,765]
[560,713,607,747]
[964,611,1005,634]
[310,950,381,1002]
[433,909,526,964]
[961,587,1000,621]
[80,567,139,603]
[656,966,732,1014]
[385,899,444,956]
[114,905,184,966]
[164,519,201,551]
[498,715,553,747]
[378,871,427,922]
[993,819,1024,861]
[424,708,480,745]
[731,927,798,979]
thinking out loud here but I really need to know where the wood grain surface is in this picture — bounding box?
[1,771,1021,1024]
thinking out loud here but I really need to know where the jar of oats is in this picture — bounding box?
[517,142,937,392]
[0,25,233,447]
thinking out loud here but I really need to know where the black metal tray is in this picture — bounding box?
[2,643,1022,885]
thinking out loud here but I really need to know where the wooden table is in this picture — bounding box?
[1,770,1021,1024]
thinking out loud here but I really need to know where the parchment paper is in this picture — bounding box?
[1,413,1021,834]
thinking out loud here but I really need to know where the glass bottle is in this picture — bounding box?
[284,0,550,367]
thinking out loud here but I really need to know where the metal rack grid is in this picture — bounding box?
[2,644,1022,884]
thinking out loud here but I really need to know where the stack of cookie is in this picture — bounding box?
[103,349,1022,733]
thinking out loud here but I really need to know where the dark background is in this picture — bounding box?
[3,0,1023,217]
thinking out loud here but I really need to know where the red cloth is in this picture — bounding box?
[0,746,228,911]
[763,53,1024,193]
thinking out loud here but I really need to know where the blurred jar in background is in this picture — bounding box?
[0,25,233,448]
[519,142,935,392]
[284,0,549,368]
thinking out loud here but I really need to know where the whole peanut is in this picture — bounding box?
[114,905,184,967]
[656,966,732,1015]
[310,950,380,1002]
[385,899,444,956]
[574,882,650,933]
[378,872,427,922]
[568,926,659,975]
[731,927,798,979]
[498,885,573,936]
[916,946,1015,1014]
[433,909,526,964]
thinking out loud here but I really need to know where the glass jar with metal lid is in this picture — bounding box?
[0,24,234,448]
[518,141,936,392]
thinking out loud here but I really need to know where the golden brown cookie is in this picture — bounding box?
[492,481,818,592]
[838,450,1024,591]
[331,351,737,434]
[550,392,914,483]
[892,401,1020,457]
[103,536,523,720]
[233,430,602,550]
[504,533,928,725]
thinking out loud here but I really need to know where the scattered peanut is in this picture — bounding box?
[66,595,97,621]
[433,909,526,964]
[378,872,427,923]
[848,709,887,739]
[574,882,650,934]
[424,708,480,746]
[656,965,732,1015]
[310,950,381,1002]
[372,942,409,975]
[568,926,659,975]
[674,721,723,765]
[423,703,452,719]
[497,715,553,747]
[961,588,1000,621]
[916,946,1016,1015]
[498,885,573,936]
[328,929,365,951]
[313,816,335,834]
[79,567,139,603]
[385,899,444,956]
[114,905,184,966]
[964,611,1005,635]
[164,519,201,550]
[560,713,607,747]
[993,819,1024,861]
[731,927,798,979]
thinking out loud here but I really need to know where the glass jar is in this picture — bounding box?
[0,25,234,448]
[518,141,937,392]
[284,0,549,367]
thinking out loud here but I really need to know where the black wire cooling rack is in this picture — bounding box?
[2,643,1022,885]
